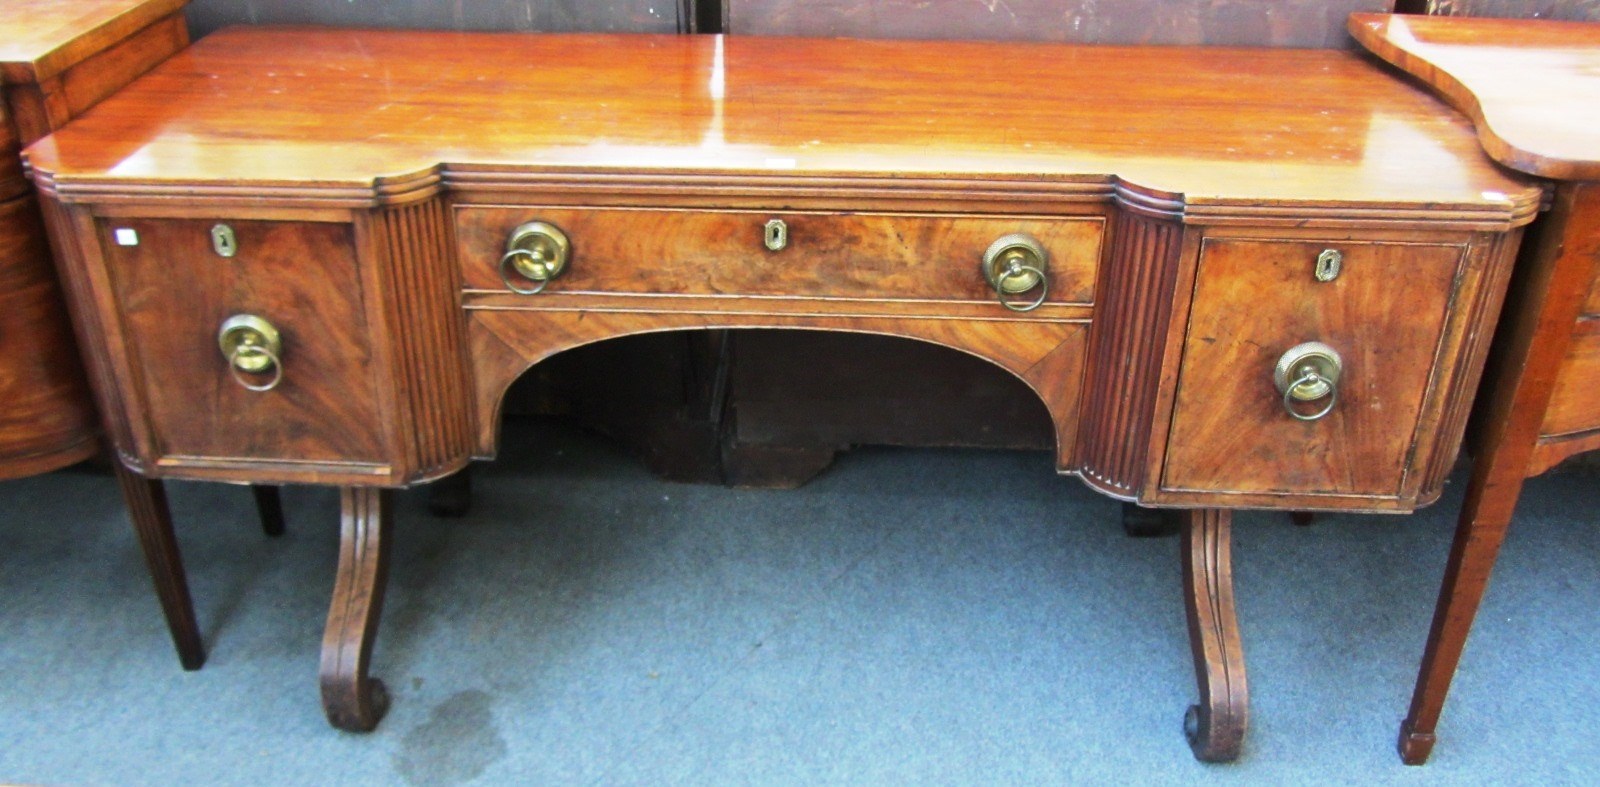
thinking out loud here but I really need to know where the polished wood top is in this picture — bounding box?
[27,27,1539,221]
[1351,13,1600,181]
[0,0,187,84]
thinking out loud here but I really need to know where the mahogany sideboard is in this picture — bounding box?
[1,0,286,671]
[1351,13,1600,765]
[25,28,1540,760]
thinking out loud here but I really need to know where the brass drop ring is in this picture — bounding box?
[499,248,551,295]
[1282,371,1337,421]
[997,263,1049,312]
[229,345,283,392]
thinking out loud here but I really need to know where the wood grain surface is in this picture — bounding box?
[1535,319,1600,440]
[26,28,1536,221]
[0,194,98,479]
[0,97,19,200]
[0,0,187,83]
[1350,12,1600,180]
[456,206,1101,303]
[102,218,388,467]
[1162,237,1464,498]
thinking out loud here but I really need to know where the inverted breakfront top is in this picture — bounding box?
[25,27,1540,222]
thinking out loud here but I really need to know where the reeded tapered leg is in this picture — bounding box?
[114,462,204,670]
[253,485,286,537]
[320,487,393,732]
[1182,508,1247,763]
[1399,183,1600,765]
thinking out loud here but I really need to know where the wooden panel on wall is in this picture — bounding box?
[725,0,1394,47]
[186,0,693,36]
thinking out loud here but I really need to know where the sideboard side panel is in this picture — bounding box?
[1417,229,1521,499]
[1077,209,1186,499]
[370,200,475,482]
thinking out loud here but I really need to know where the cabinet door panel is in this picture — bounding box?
[102,218,386,465]
[1162,238,1463,498]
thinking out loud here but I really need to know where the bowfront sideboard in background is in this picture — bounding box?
[1,0,289,671]
[23,28,1539,760]
[1351,12,1600,765]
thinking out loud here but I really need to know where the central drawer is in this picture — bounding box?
[455,206,1102,304]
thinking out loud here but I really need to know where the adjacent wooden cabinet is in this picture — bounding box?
[0,0,266,671]
[25,29,1538,761]
[1351,13,1600,766]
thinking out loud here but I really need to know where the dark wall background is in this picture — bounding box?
[723,0,1392,48]
[220,1,1600,48]
[183,0,1425,46]
[186,0,695,37]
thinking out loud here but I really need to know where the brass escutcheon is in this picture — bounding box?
[764,218,788,251]
[211,224,238,258]
[1314,248,1342,282]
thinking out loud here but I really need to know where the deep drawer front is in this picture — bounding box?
[0,196,97,460]
[1581,259,1600,317]
[1162,238,1465,498]
[101,218,387,465]
[0,94,21,201]
[456,206,1102,304]
[1540,325,1600,439]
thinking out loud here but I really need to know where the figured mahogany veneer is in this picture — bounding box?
[1351,12,1600,765]
[27,28,1538,757]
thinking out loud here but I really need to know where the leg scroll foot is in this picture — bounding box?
[115,462,205,670]
[320,487,394,732]
[1183,509,1247,763]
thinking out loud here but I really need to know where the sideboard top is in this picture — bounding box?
[1351,12,1600,181]
[0,0,188,84]
[26,27,1540,222]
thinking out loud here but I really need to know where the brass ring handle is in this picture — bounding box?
[218,314,283,393]
[228,344,284,392]
[499,248,551,295]
[996,262,1050,312]
[1281,370,1338,421]
[982,233,1050,313]
[499,220,570,295]
[1273,342,1343,422]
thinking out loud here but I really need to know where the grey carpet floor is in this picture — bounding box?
[2,416,1597,785]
